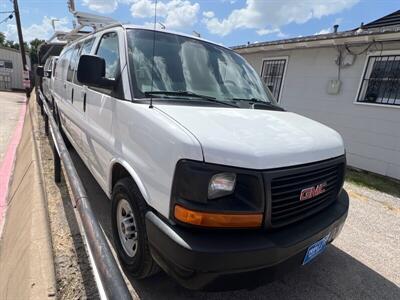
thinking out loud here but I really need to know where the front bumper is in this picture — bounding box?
[145,189,349,291]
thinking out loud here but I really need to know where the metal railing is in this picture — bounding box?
[37,89,132,300]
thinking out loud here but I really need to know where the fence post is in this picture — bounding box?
[53,144,61,183]
[44,114,49,136]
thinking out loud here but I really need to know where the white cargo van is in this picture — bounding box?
[41,56,58,103]
[52,24,349,290]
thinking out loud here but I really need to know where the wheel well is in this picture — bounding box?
[111,163,131,190]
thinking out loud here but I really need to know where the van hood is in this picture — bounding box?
[156,105,345,169]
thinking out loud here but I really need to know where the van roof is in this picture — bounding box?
[122,24,229,50]
[65,23,230,51]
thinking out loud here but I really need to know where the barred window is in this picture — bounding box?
[4,61,12,69]
[261,58,287,102]
[0,60,13,69]
[357,55,400,106]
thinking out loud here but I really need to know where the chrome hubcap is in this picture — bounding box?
[117,199,138,257]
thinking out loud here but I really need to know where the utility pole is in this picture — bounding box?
[13,0,30,97]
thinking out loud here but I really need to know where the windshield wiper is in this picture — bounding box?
[232,97,269,103]
[144,91,238,107]
[231,97,285,111]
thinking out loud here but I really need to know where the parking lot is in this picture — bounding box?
[63,147,399,299]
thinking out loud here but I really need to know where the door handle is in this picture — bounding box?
[71,88,74,103]
[83,93,87,112]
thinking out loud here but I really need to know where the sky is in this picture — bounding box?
[1,0,399,47]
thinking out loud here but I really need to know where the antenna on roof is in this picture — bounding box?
[159,22,165,29]
[149,0,158,109]
[193,30,200,38]
[51,18,59,31]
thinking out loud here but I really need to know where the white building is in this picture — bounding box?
[234,11,400,180]
[0,46,30,90]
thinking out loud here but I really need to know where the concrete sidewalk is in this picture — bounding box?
[0,91,25,165]
[0,91,26,232]
[0,93,57,299]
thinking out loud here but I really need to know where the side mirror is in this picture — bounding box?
[44,70,52,78]
[36,66,44,77]
[77,55,115,88]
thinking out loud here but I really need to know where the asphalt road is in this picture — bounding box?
[68,149,400,299]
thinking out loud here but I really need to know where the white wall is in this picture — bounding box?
[0,47,31,90]
[238,42,400,180]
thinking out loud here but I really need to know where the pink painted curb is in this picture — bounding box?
[0,98,27,227]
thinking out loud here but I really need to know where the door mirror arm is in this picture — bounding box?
[95,77,116,89]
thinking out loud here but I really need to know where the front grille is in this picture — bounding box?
[269,160,344,228]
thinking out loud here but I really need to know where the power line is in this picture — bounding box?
[0,13,13,25]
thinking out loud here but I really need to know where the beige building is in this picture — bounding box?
[0,46,30,90]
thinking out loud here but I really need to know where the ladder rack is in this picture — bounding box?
[47,11,119,43]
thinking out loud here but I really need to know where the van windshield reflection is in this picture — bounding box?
[127,29,277,106]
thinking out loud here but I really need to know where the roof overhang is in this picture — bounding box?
[235,31,400,54]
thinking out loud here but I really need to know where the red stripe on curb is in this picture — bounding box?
[0,98,27,230]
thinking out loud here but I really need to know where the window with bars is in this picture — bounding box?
[357,55,400,106]
[261,58,287,102]
[0,60,13,69]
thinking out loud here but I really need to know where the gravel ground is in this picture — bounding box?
[335,182,400,285]
[35,104,99,299]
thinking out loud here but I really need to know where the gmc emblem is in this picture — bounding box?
[300,182,327,201]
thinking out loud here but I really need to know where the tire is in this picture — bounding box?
[112,177,159,278]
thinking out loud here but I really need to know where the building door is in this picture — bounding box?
[261,57,287,102]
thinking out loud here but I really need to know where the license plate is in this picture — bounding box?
[303,233,330,265]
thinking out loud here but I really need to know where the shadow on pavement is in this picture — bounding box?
[69,149,400,300]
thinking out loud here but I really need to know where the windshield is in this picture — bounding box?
[126,29,276,104]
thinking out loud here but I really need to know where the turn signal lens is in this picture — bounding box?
[174,205,263,228]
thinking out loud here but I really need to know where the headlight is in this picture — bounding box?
[208,173,236,199]
[170,160,265,228]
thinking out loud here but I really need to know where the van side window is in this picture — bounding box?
[81,38,95,55]
[96,32,120,80]
[52,59,58,74]
[67,44,81,82]
[73,38,95,84]
[57,49,72,81]
[54,52,65,79]
[44,59,52,72]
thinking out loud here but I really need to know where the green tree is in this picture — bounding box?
[29,38,45,65]
[4,40,18,49]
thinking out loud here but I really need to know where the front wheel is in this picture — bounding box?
[111,177,159,278]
